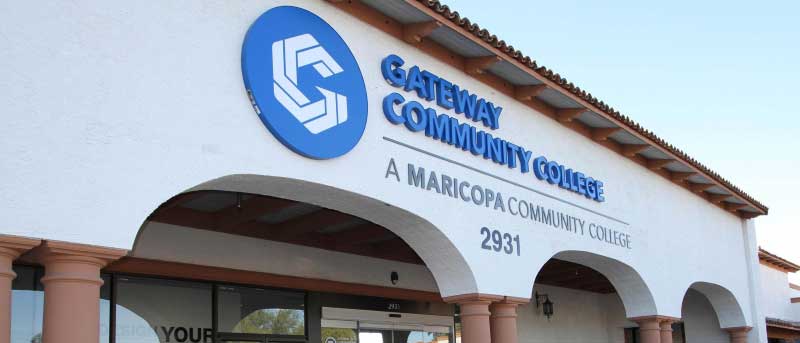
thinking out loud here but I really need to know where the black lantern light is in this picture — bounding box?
[534,291,554,320]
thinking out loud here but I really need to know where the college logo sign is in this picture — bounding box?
[242,6,368,159]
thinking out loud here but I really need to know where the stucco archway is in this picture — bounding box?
[130,174,479,298]
[682,282,748,329]
[544,250,659,319]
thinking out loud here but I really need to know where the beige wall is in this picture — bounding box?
[517,285,631,343]
[515,286,733,343]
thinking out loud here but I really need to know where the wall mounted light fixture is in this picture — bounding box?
[534,291,554,320]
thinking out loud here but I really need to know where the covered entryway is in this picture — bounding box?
[110,174,481,343]
[518,251,666,343]
[680,282,751,343]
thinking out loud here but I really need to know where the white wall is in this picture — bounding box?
[759,264,800,321]
[0,0,757,326]
[517,285,631,343]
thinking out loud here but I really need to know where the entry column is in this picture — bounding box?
[0,235,41,343]
[33,241,126,343]
[725,327,752,343]
[659,318,677,343]
[445,294,502,343]
[489,297,527,343]
[631,316,663,343]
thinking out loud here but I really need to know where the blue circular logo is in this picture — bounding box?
[242,6,368,160]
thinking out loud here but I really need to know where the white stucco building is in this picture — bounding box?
[0,1,776,343]
[758,248,800,342]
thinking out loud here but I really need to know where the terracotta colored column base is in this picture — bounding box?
[630,316,681,343]
[31,241,126,343]
[0,235,41,343]
[725,326,752,343]
[490,297,528,343]
[445,294,502,343]
[659,318,676,343]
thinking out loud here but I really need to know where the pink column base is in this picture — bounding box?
[725,326,752,343]
[490,301,521,343]
[631,316,663,343]
[460,300,492,343]
[445,294,504,343]
[41,254,106,343]
[660,319,674,343]
[0,249,17,343]
[32,241,126,343]
[0,235,41,343]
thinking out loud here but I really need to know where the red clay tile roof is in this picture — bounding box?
[760,247,800,272]
[767,317,800,331]
[415,0,768,213]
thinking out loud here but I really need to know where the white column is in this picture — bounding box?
[741,219,767,343]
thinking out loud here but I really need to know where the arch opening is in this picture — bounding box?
[130,174,479,299]
[516,250,659,343]
[547,250,658,319]
[680,281,749,341]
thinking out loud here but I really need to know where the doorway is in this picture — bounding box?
[321,308,453,343]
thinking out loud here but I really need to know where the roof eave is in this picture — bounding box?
[327,0,768,218]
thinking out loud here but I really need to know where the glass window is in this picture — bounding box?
[115,276,213,343]
[453,305,461,343]
[217,285,305,337]
[10,265,43,343]
[393,325,424,343]
[321,319,357,343]
[358,326,392,343]
[352,324,451,343]
[423,326,452,343]
[624,327,639,343]
[671,322,686,343]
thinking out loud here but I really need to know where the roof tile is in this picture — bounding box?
[416,0,767,212]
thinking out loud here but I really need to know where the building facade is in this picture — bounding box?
[0,1,772,343]
[758,248,800,342]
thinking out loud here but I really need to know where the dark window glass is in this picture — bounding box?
[671,322,686,343]
[10,265,43,343]
[624,327,639,343]
[115,276,213,343]
[454,305,462,343]
[393,327,424,343]
[217,285,305,337]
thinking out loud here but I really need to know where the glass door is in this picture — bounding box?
[358,322,433,343]
[322,319,358,343]
[358,328,393,343]
[321,307,453,343]
[391,324,425,343]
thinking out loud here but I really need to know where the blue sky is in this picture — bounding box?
[443,0,800,279]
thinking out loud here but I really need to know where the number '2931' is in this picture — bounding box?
[480,227,520,256]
